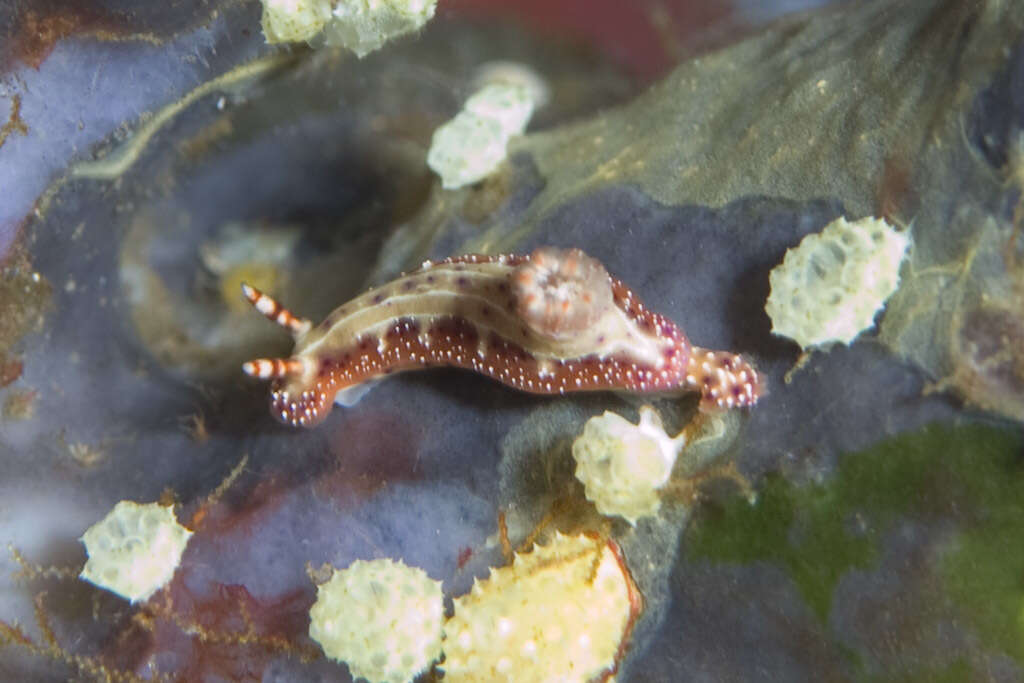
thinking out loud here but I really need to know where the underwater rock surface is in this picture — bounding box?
[1,1,1024,681]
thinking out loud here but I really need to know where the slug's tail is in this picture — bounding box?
[687,347,764,412]
[240,283,312,337]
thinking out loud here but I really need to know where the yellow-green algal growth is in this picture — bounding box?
[261,0,332,43]
[79,501,193,603]
[309,558,443,683]
[443,532,642,682]
[766,216,911,349]
[427,83,536,189]
[572,406,686,525]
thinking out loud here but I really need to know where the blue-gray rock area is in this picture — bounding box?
[1,1,1023,681]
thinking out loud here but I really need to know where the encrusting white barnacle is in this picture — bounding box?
[765,215,911,350]
[442,532,641,682]
[427,82,538,189]
[308,558,444,683]
[471,61,551,111]
[572,406,687,525]
[261,0,332,43]
[320,0,438,57]
[261,0,437,56]
[79,501,193,603]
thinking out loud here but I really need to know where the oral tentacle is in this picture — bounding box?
[241,282,312,337]
[242,357,307,380]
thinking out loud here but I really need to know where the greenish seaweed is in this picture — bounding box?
[687,468,875,621]
[687,422,1024,661]
[865,658,971,683]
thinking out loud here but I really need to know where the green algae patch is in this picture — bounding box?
[866,658,972,683]
[940,447,1024,663]
[687,469,874,622]
[687,423,1024,639]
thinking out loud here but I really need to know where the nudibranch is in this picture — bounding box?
[242,247,763,427]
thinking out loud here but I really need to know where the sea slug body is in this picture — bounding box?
[242,247,763,427]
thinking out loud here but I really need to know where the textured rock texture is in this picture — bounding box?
[2,1,1023,681]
